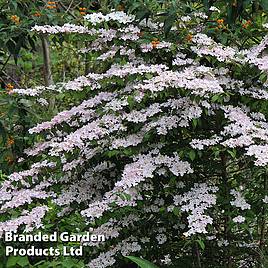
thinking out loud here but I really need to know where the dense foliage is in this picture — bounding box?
[1,1,268,267]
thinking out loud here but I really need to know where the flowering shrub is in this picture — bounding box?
[1,6,268,268]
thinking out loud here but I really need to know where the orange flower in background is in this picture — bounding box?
[151,38,160,49]
[181,234,187,240]
[186,34,193,42]
[151,40,160,48]
[5,156,14,165]
[7,136,15,146]
[6,83,14,93]
[118,4,125,11]
[79,7,87,15]
[10,15,20,24]
[242,20,252,29]
[217,19,224,28]
[47,1,57,9]
[47,5,57,9]
[33,12,41,17]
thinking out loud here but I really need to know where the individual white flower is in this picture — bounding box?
[161,254,172,265]
[209,6,220,13]
[181,16,191,22]
[230,190,251,210]
[37,98,49,106]
[263,195,268,204]
[233,216,246,223]
[85,11,135,25]
[156,233,167,244]
[217,239,229,247]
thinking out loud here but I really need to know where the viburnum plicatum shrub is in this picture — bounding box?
[1,9,268,268]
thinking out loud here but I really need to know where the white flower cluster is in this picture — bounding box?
[115,151,193,189]
[217,239,229,247]
[156,233,167,244]
[191,33,238,62]
[28,92,115,134]
[173,52,195,66]
[230,189,251,210]
[84,11,135,25]
[233,215,245,223]
[160,254,172,265]
[246,145,268,166]
[174,183,218,237]
[209,6,220,12]
[3,10,268,267]
[0,206,48,235]
[190,136,222,150]
[244,35,268,71]
[140,41,172,52]
[88,238,141,268]
[31,24,96,34]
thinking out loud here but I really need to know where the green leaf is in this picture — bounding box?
[0,120,7,143]
[173,206,181,216]
[33,260,46,266]
[127,96,135,109]
[6,256,18,267]
[260,73,267,83]
[125,256,159,268]
[211,95,219,102]
[227,149,236,158]
[136,9,151,22]
[197,239,205,250]
[203,0,209,10]
[17,256,29,267]
[145,73,153,79]
[164,13,177,36]
[260,0,268,11]
[18,99,33,107]
[192,118,198,128]
[188,150,196,161]
[227,5,235,25]
[62,258,76,267]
